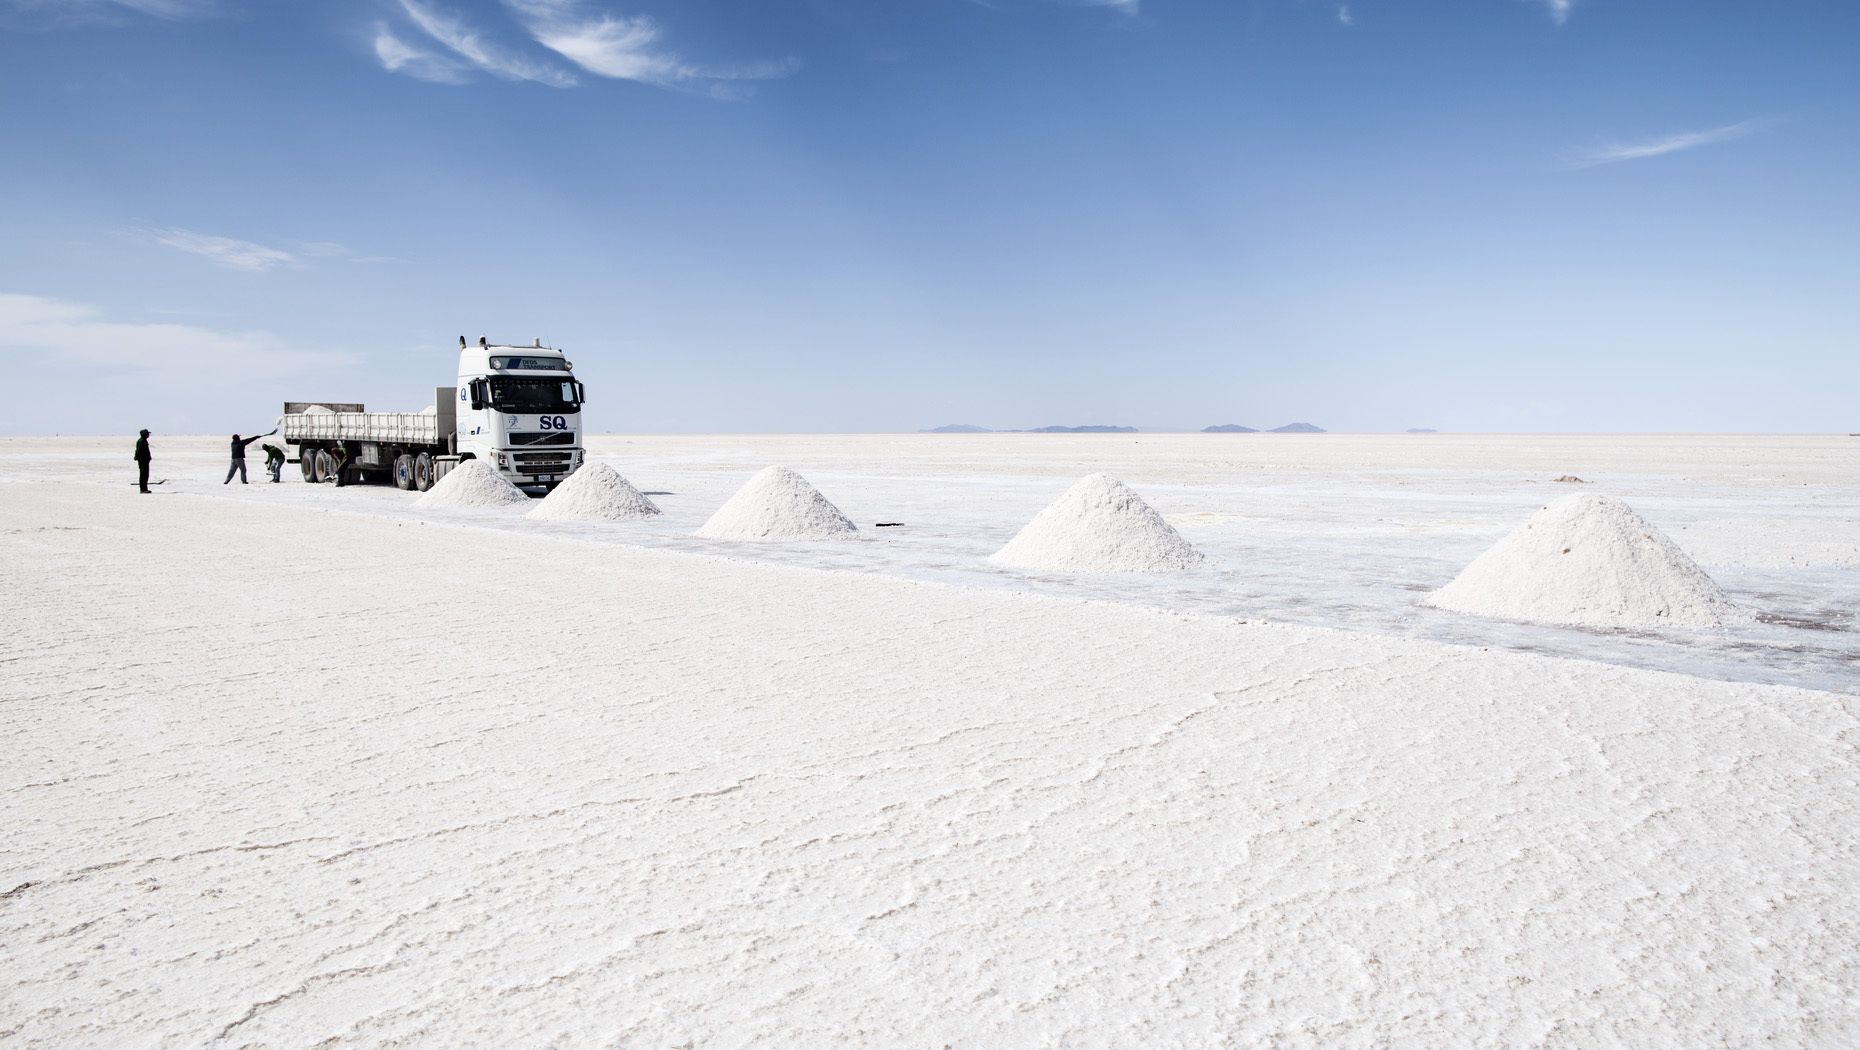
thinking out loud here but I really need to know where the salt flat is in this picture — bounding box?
[1,434,1857,1046]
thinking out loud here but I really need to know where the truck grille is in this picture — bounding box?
[513,452,573,475]
[507,431,574,446]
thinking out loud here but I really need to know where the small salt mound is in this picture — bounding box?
[416,460,531,509]
[419,405,437,416]
[528,462,661,522]
[1427,493,1745,630]
[304,404,334,415]
[991,473,1207,573]
[695,466,857,542]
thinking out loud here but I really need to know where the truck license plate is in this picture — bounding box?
[538,475,553,482]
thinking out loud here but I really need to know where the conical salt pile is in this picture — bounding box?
[1427,493,1745,629]
[527,462,661,522]
[991,473,1207,573]
[695,466,858,541]
[416,460,530,509]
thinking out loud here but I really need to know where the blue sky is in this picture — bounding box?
[2,0,1855,434]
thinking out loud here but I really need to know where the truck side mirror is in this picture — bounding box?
[468,380,487,411]
[574,381,586,404]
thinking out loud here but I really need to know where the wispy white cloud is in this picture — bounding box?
[0,0,218,28]
[1539,0,1573,25]
[0,293,352,379]
[505,0,798,95]
[1337,4,1354,26]
[1570,120,1764,168]
[373,23,471,85]
[143,228,298,272]
[396,0,577,88]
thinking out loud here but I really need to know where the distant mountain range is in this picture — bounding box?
[922,424,1138,434]
[924,422,1330,434]
[1202,422,1328,434]
[1406,428,1438,433]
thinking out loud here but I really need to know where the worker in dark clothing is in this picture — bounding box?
[224,428,277,485]
[134,429,152,493]
[261,442,286,484]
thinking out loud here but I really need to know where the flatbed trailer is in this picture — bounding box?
[281,393,459,490]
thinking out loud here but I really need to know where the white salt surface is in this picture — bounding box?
[2,483,1856,1046]
[2,433,1855,693]
[695,465,857,541]
[992,472,1206,573]
[415,459,530,509]
[527,462,660,522]
[1429,493,1746,629]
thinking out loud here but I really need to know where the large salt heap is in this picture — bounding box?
[1427,493,1745,629]
[991,473,1207,573]
[416,460,531,509]
[528,462,660,522]
[695,466,858,541]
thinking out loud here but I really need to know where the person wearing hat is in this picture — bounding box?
[261,441,287,483]
[133,429,152,493]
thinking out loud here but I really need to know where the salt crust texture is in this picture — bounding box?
[527,462,661,522]
[6,485,1856,1047]
[414,460,531,509]
[1428,493,1746,629]
[695,465,857,541]
[992,473,1207,573]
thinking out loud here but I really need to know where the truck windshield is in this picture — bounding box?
[488,377,581,413]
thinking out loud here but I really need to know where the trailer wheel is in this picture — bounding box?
[301,448,319,483]
[314,450,336,484]
[413,453,434,492]
[393,454,414,491]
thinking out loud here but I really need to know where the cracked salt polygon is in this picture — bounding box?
[527,462,661,522]
[416,460,531,509]
[991,473,1207,573]
[1427,493,1746,629]
[695,466,857,541]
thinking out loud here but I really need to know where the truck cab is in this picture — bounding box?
[456,339,586,491]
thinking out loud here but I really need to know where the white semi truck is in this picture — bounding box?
[282,336,586,493]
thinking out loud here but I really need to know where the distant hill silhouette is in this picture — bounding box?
[1406,428,1437,434]
[922,424,1138,434]
[1269,422,1326,433]
[1202,424,1259,433]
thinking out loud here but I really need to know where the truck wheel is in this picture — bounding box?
[301,449,319,483]
[413,453,434,492]
[314,450,336,484]
[393,454,414,490]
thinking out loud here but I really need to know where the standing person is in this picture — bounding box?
[224,427,277,485]
[261,441,286,484]
[134,429,152,493]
